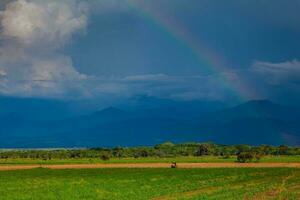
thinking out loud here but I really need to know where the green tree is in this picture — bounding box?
[195,144,210,156]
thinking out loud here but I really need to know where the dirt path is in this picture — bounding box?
[1,163,300,171]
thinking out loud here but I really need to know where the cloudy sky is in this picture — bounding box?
[0,0,299,105]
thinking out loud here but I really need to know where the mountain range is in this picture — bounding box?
[0,96,300,148]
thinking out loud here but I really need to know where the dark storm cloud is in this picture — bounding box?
[0,0,300,106]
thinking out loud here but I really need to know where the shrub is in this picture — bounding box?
[237,152,254,163]
[100,154,110,161]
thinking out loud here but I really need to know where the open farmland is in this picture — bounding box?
[0,168,300,200]
[1,144,299,199]
[0,155,300,166]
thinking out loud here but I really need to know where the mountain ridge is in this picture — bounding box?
[0,98,299,147]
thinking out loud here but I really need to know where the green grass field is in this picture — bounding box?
[0,155,300,165]
[0,168,300,199]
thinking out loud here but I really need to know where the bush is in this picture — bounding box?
[237,152,254,163]
[100,154,110,161]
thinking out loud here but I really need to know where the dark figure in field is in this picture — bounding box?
[171,162,177,168]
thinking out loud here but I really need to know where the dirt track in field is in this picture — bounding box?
[1,163,300,171]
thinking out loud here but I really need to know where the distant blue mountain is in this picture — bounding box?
[197,100,300,145]
[118,95,229,119]
[213,100,300,121]
[0,97,299,148]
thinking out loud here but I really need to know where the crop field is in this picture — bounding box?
[0,155,300,165]
[0,168,300,200]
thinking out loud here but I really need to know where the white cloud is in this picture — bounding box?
[29,56,87,81]
[79,74,240,101]
[0,0,89,97]
[1,0,88,46]
[252,60,300,85]
[123,74,175,82]
[0,69,6,77]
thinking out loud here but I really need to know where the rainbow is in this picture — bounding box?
[126,0,258,101]
[126,1,287,144]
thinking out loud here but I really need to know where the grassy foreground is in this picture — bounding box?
[0,155,300,165]
[1,168,300,199]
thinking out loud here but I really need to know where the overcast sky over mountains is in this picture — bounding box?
[0,0,299,106]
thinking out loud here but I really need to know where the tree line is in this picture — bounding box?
[0,142,299,162]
